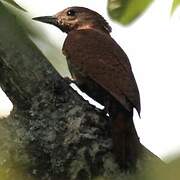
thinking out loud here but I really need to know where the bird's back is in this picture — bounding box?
[63,29,141,114]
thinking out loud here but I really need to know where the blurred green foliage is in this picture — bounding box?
[93,157,180,180]
[2,0,180,25]
[1,0,70,77]
[2,0,26,11]
[0,120,33,180]
[107,0,154,25]
[171,0,180,14]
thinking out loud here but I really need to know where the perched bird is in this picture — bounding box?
[33,7,141,170]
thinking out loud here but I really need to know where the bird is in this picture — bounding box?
[33,6,141,170]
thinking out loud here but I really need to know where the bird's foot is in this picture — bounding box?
[64,76,74,84]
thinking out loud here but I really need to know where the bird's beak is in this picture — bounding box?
[32,16,58,26]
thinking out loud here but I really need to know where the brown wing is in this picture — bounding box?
[63,29,140,114]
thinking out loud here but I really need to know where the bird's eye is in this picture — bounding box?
[67,9,76,16]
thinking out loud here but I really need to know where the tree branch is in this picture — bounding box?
[0,3,164,180]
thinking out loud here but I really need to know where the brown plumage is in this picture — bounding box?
[33,6,141,170]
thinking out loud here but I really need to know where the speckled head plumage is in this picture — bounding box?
[33,6,112,34]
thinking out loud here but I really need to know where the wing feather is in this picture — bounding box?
[63,29,140,114]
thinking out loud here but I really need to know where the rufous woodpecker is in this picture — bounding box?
[33,6,141,170]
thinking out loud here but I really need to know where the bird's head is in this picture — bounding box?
[33,6,111,34]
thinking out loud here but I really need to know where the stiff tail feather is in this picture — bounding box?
[109,103,141,170]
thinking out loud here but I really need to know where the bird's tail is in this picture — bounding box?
[109,102,141,170]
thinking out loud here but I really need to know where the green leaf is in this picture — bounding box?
[171,0,180,14]
[108,0,154,25]
[2,0,26,11]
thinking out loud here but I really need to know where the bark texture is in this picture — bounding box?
[0,3,164,180]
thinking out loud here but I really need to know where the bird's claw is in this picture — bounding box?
[64,77,74,84]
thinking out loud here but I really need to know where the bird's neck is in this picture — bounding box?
[75,24,110,34]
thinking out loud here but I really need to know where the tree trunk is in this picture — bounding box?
[0,3,164,180]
